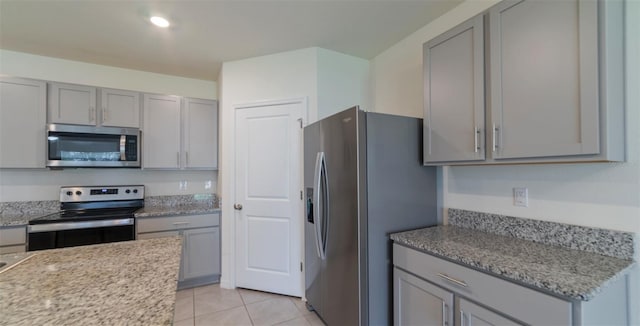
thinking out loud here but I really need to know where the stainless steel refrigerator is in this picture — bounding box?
[304,106,437,326]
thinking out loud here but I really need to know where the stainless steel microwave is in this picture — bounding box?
[46,124,140,168]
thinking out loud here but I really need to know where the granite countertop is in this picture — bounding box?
[0,213,52,227]
[0,200,59,227]
[0,194,220,225]
[391,225,635,301]
[0,237,182,326]
[134,203,220,217]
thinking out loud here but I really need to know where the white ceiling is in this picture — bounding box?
[0,0,463,81]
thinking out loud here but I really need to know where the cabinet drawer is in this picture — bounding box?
[0,226,26,246]
[137,213,220,233]
[0,245,26,254]
[393,244,572,325]
[137,230,180,240]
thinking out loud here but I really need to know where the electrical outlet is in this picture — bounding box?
[205,180,212,190]
[179,181,188,191]
[513,188,528,207]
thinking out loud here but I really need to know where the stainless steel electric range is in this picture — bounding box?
[28,185,144,251]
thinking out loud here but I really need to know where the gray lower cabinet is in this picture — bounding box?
[394,267,454,326]
[181,227,220,281]
[458,298,521,326]
[393,244,630,326]
[0,226,27,254]
[137,213,221,289]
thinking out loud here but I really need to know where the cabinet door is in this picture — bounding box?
[100,88,140,128]
[183,98,218,169]
[0,77,46,168]
[48,82,97,125]
[143,94,181,168]
[489,0,599,159]
[182,227,220,280]
[394,267,454,326]
[424,15,485,163]
[459,298,523,326]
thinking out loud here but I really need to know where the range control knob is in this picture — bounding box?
[133,189,138,194]
[75,191,82,196]
[125,189,131,194]
[66,191,73,196]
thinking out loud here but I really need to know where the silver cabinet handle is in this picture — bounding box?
[442,302,449,326]
[172,222,189,226]
[474,126,480,153]
[89,107,95,122]
[177,152,180,167]
[102,107,108,122]
[492,124,499,152]
[186,151,189,167]
[437,273,468,287]
[234,203,243,210]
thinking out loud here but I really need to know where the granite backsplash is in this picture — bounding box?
[448,208,636,260]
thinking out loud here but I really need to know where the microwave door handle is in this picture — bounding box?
[120,135,126,161]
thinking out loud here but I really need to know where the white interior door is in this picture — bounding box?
[234,100,303,297]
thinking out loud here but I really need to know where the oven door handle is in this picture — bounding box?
[28,218,134,233]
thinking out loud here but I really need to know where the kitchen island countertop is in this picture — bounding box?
[0,237,182,326]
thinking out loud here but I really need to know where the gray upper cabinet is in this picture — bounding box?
[423,0,625,165]
[489,0,599,160]
[0,77,47,168]
[100,88,140,128]
[49,82,141,128]
[48,82,97,125]
[143,94,218,170]
[143,94,182,169]
[183,98,218,169]
[424,15,485,163]
[423,16,485,164]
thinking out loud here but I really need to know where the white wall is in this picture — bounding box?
[317,48,370,119]
[218,47,370,289]
[0,50,218,200]
[371,0,639,322]
[218,47,318,289]
[0,169,217,200]
[371,1,500,117]
[0,50,216,99]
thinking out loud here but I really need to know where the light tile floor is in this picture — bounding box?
[173,284,326,326]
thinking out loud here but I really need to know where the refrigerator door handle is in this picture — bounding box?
[320,152,329,259]
[313,152,326,260]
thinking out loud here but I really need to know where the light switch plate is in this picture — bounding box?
[513,187,528,207]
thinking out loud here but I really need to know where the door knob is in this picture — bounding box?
[234,203,243,210]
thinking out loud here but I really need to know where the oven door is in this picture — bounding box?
[28,218,135,251]
[47,124,140,168]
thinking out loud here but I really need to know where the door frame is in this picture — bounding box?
[221,97,308,294]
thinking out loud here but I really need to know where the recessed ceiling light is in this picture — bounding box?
[150,16,170,28]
